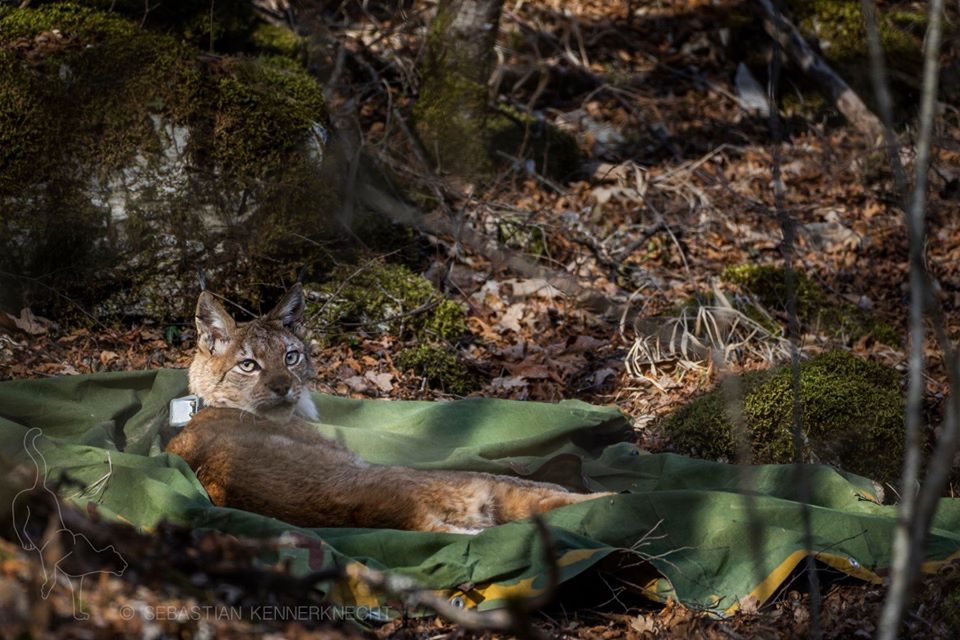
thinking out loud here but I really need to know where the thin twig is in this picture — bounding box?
[872,0,947,637]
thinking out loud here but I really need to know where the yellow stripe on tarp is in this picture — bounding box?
[724,550,807,616]
[920,548,960,573]
[327,561,382,609]
[446,548,608,610]
[723,547,960,617]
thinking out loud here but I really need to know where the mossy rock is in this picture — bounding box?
[307,262,467,343]
[395,345,477,395]
[721,264,899,345]
[48,0,258,52]
[783,0,926,118]
[0,3,338,322]
[661,350,905,484]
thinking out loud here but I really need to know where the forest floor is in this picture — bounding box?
[3,0,960,637]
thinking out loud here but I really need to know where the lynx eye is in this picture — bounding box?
[237,359,260,373]
[285,350,302,366]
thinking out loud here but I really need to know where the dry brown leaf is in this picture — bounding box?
[364,371,393,393]
[343,376,368,392]
[569,335,606,352]
[490,376,527,390]
[5,308,50,336]
[497,304,525,334]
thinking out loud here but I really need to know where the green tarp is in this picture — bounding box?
[2,369,959,616]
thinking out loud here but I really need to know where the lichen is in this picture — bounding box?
[307,262,468,342]
[395,345,477,395]
[661,350,905,484]
[721,264,899,345]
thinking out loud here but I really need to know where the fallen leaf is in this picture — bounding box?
[496,304,525,334]
[99,350,119,365]
[365,371,393,393]
[5,308,50,335]
[510,278,564,299]
[343,376,368,392]
[506,362,551,380]
[490,376,528,390]
[569,335,606,352]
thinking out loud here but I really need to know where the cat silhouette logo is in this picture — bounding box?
[11,428,128,620]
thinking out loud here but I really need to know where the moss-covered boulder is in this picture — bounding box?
[661,350,905,484]
[394,345,477,395]
[0,3,335,321]
[721,264,899,345]
[306,262,467,343]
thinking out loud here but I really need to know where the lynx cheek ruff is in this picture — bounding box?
[169,395,203,428]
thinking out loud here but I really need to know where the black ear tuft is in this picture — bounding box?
[266,283,306,337]
[195,291,236,354]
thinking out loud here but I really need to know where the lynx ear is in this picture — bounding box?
[195,291,236,354]
[266,283,306,337]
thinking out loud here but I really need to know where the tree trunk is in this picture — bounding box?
[415,0,505,176]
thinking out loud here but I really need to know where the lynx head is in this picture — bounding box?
[188,284,319,422]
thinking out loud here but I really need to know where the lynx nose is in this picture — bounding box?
[267,374,292,397]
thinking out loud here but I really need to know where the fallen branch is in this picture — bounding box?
[751,0,885,142]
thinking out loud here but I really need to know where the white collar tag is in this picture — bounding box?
[169,395,203,428]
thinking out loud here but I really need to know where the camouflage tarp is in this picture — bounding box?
[2,370,959,617]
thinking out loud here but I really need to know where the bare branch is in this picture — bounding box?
[869,0,947,637]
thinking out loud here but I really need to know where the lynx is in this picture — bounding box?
[165,284,611,533]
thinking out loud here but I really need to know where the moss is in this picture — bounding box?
[662,350,905,483]
[249,23,305,59]
[395,345,477,395]
[781,89,829,120]
[210,55,326,175]
[0,3,336,322]
[785,0,924,65]
[413,9,490,176]
[721,264,899,345]
[496,219,547,258]
[57,0,257,52]
[307,262,468,342]
[721,264,827,320]
[784,0,926,119]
